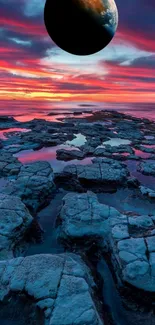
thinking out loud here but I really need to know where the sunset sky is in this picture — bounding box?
[0,0,155,117]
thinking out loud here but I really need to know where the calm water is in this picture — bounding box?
[15,145,93,172]
[66,133,87,147]
[0,128,30,139]
[1,102,155,121]
[103,138,131,147]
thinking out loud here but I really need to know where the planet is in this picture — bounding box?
[44,0,118,56]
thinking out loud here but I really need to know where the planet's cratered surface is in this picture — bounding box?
[44,0,118,55]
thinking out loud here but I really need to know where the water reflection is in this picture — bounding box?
[103,138,131,147]
[66,133,87,147]
[15,145,93,172]
[0,128,30,139]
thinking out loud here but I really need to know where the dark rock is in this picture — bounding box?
[56,149,85,161]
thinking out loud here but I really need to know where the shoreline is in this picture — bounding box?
[0,109,155,324]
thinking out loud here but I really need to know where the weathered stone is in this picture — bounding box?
[58,158,129,190]
[0,151,22,177]
[0,254,103,325]
[146,236,155,252]
[128,216,153,229]
[58,191,113,243]
[0,194,32,260]
[0,161,55,213]
[138,161,155,176]
[140,185,155,198]
[58,191,155,292]
[56,149,85,160]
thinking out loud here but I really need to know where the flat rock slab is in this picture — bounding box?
[58,158,129,188]
[58,191,120,243]
[0,194,32,260]
[0,253,103,325]
[0,161,55,213]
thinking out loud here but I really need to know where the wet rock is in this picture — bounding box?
[56,158,129,191]
[58,191,119,244]
[57,191,155,293]
[0,253,103,325]
[93,147,109,157]
[0,151,22,177]
[0,161,55,213]
[5,142,41,154]
[104,145,133,155]
[82,145,95,156]
[138,145,155,154]
[56,149,85,161]
[0,194,32,260]
[116,122,143,140]
[137,161,155,176]
[20,129,74,148]
[127,154,141,160]
[109,215,155,292]
[83,136,102,148]
[139,185,155,198]
[127,177,140,188]
[0,116,18,129]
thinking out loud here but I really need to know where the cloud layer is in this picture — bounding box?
[0,0,155,115]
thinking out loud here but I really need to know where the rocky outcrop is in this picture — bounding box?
[0,194,32,260]
[1,161,55,213]
[58,191,155,294]
[0,253,103,325]
[20,129,75,148]
[108,213,155,293]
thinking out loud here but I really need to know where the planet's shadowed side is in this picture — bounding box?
[44,0,118,55]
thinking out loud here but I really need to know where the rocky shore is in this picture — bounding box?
[0,110,155,324]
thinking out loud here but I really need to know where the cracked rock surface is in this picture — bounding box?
[0,151,22,177]
[0,253,103,325]
[58,191,155,292]
[0,194,32,260]
[58,191,119,242]
[0,161,55,213]
[57,158,129,189]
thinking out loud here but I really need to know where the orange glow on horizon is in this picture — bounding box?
[0,7,155,113]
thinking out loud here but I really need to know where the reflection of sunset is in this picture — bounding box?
[17,148,56,164]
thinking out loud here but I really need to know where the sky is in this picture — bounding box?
[0,0,155,118]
